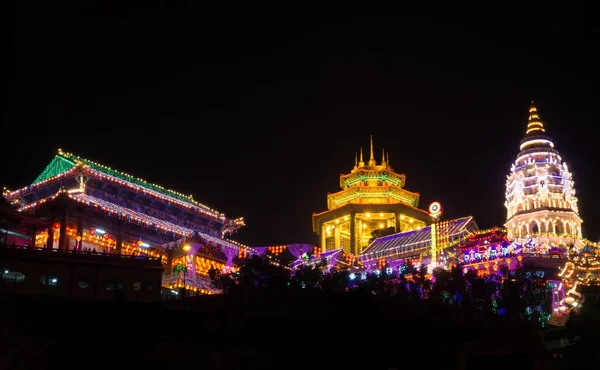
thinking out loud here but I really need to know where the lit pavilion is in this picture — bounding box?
[312,136,430,254]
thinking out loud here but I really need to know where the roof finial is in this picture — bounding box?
[354,152,358,168]
[359,148,364,167]
[381,148,386,165]
[526,100,545,135]
[387,152,390,167]
[368,135,375,165]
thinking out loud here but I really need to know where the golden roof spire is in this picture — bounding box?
[381,148,386,165]
[387,152,390,167]
[526,100,545,135]
[368,135,376,166]
[359,148,364,167]
[354,152,358,169]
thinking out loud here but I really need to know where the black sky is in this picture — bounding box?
[4,3,600,246]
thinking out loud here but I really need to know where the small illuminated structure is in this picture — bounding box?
[428,202,442,270]
[360,216,479,270]
[312,136,430,254]
[504,101,583,249]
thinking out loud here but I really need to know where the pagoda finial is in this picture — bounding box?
[381,148,386,165]
[526,100,545,135]
[368,135,375,165]
[359,148,364,167]
[354,152,358,168]
[387,152,390,167]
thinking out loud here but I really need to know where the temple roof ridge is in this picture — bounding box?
[3,149,246,225]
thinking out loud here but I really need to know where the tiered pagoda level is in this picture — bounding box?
[312,136,430,254]
[2,149,247,295]
[504,102,583,248]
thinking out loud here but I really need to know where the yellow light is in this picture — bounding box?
[335,219,339,224]
[400,215,405,220]
[379,223,384,228]
[344,215,349,221]
[366,213,371,217]
[362,224,367,228]
[379,213,383,217]
[183,244,191,252]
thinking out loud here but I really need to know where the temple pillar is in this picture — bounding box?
[321,225,327,252]
[58,211,68,250]
[395,213,401,232]
[76,215,83,251]
[29,224,37,248]
[115,221,123,255]
[350,213,356,255]
[166,248,174,274]
[46,222,54,250]
[334,225,341,252]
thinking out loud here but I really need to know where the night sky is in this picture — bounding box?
[5,4,599,246]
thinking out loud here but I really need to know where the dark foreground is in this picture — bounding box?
[0,292,588,370]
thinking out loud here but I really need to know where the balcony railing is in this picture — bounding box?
[0,243,162,265]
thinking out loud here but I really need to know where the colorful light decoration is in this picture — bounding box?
[504,102,583,247]
[3,149,245,228]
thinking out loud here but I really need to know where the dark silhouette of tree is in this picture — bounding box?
[368,226,396,244]
[431,267,452,303]
[289,265,321,290]
[450,265,467,305]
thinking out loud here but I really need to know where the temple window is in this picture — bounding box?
[77,279,91,289]
[39,274,59,286]
[104,279,124,291]
[2,270,26,283]
[530,222,539,234]
[555,222,564,235]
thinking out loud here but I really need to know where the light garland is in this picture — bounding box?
[3,150,245,227]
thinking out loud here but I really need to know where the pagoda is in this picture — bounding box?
[312,136,430,254]
[504,102,583,250]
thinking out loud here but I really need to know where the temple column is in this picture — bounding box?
[76,215,83,251]
[189,245,199,277]
[166,248,174,275]
[334,225,341,252]
[350,213,356,254]
[46,222,54,250]
[29,224,37,248]
[58,211,68,250]
[115,221,123,255]
[321,225,327,252]
[358,218,364,252]
[395,213,401,233]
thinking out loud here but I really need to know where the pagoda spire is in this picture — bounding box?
[526,100,546,136]
[387,152,390,167]
[519,100,554,152]
[368,135,376,166]
[359,148,365,167]
[354,152,358,169]
[381,148,386,166]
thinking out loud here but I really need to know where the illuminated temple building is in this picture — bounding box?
[2,149,248,296]
[312,136,430,254]
[504,101,583,249]
[359,216,479,270]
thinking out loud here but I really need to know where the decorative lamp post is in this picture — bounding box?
[182,244,191,299]
[428,202,443,271]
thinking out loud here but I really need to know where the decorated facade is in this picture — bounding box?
[2,149,249,295]
[312,136,430,255]
[359,216,479,270]
[504,102,583,248]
